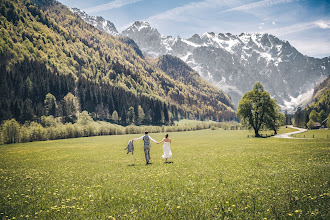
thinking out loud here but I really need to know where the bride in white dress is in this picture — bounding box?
[158,134,172,163]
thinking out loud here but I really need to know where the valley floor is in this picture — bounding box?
[0,128,329,219]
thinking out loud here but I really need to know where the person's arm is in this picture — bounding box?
[157,138,165,144]
[149,136,158,143]
[131,136,143,141]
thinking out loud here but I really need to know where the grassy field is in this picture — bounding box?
[0,127,329,219]
[291,129,330,139]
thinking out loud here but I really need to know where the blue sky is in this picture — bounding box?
[58,0,330,58]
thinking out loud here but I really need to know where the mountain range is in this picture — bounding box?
[72,8,329,111]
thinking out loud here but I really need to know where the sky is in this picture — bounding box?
[57,0,330,58]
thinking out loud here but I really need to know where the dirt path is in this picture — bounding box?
[274,126,308,139]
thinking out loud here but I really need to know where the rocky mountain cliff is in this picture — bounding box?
[73,12,330,111]
[70,8,119,36]
[122,21,329,109]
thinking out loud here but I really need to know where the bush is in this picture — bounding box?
[29,122,46,142]
[2,119,20,144]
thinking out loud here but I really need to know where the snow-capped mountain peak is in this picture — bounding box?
[70,8,119,36]
[69,9,329,111]
[121,22,329,110]
[129,21,151,31]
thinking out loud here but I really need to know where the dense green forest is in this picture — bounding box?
[155,55,235,121]
[0,0,234,126]
[293,76,330,128]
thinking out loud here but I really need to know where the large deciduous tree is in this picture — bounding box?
[2,119,20,144]
[63,92,80,119]
[265,105,286,135]
[237,82,280,137]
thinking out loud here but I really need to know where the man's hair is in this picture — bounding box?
[145,130,148,134]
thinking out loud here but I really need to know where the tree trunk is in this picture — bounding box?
[254,129,260,137]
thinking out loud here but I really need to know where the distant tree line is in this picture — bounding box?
[0,115,230,145]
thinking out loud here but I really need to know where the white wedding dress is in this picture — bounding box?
[161,142,172,159]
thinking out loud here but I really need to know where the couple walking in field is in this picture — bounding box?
[131,131,172,165]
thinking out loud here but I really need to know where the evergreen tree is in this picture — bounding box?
[22,99,34,122]
[319,110,327,122]
[136,105,145,125]
[309,110,320,122]
[127,106,135,124]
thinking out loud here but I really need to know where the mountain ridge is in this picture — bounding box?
[72,10,329,111]
[70,7,119,36]
[122,22,329,110]
[0,0,234,124]
[71,9,329,111]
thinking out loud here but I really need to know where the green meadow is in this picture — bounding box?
[291,129,330,139]
[0,127,329,219]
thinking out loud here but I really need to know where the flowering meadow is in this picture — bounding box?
[0,127,329,219]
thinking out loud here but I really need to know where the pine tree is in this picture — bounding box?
[136,105,145,125]
[127,106,135,124]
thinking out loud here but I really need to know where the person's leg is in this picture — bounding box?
[165,158,167,163]
[144,148,149,164]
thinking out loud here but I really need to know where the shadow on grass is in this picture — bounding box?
[247,134,275,138]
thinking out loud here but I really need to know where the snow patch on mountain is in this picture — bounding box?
[281,89,314,112]
[70,8,119,36]
[121,22,329,108]
[70,10,329,110]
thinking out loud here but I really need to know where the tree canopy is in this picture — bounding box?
[237,82,283,136]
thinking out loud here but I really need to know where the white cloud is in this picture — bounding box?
[222,0,298,13]
[85,0,142,13]
[145,0,238,23]
[290,39,330,58]
[315,20,330,29]
[265,20,330,36]
[272,21,276,25]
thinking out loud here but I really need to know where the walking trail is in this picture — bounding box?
[274,126,308,139]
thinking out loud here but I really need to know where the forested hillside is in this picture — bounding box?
[155,55,235,121]
[0,0,234,125]
[293,76,330,128]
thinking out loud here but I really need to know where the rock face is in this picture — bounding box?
[71,11,330,110]
[70,8,119,36]
[122,23,329,110]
